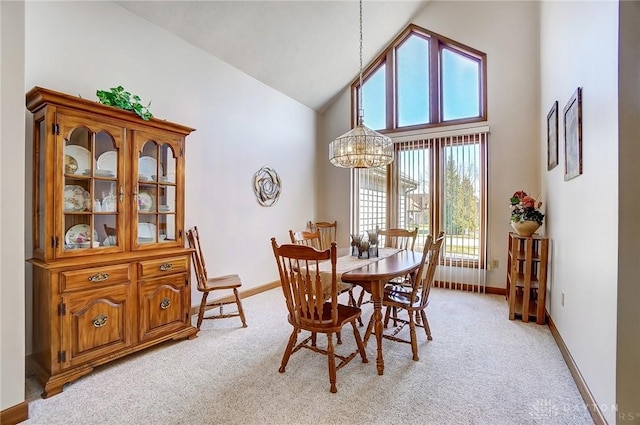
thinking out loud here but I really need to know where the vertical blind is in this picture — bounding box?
[352,127,489,292]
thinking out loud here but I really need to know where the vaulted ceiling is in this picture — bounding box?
[116,1,430,112]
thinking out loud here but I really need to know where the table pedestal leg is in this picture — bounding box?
[371,279,384,375]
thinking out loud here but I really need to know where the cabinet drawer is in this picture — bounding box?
[138,256,188,279]
[61,264,130,292]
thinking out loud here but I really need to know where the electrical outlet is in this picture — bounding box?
[491,259,499,269]
[561,292,565,307]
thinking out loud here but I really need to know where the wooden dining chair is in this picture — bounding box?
[289,229,361,328]
[364,232,445,361]
[378,227,419,250]
[356,227,420,308]
[307,220,337,251]
[289,229,322,250]
[186,226,247,330]
[271,238,368,393]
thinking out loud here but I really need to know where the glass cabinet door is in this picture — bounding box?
[59,114,125,257]
[134,132,182,249]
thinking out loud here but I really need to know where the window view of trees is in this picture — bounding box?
[443,146,482,260]
[444,154,479,236]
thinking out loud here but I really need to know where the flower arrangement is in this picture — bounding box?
[510,191,545,225]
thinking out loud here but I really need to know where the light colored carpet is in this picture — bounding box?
[23,288,594,425]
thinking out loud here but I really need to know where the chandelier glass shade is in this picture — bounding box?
[328,116,394,168]
[328,0,394,169]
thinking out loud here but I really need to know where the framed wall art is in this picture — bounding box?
[563,87,582,181]
[547,101,558,170]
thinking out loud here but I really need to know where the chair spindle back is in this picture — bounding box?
[378,227,419,250]
[271,239,339,327]
[186,226,208,291]
[411,232,445,306]
[289,229,322,250]
[307,220,337,251]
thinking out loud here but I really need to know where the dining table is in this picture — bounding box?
[311,247,423,375]
[340,249,423,375]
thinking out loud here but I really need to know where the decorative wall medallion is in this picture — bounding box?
[253,166,281,207]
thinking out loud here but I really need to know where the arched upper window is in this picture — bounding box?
[354,24,487,131]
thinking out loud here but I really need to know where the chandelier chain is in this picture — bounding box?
[359,0,363,91]
[358,0,364,123]
[327,0,394,169]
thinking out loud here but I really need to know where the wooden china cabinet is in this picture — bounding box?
[26,87,197,398]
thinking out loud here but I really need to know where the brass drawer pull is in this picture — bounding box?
[88,272,110,283]
[160,298,171,309]
[158,263,173,272]
[93,314,108,328]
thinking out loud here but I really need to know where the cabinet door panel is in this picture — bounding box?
[132,130,185,250]
[61,284,133,369]
[139,273,189,341]
[57,111,127,259]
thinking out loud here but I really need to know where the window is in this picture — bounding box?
[442,47,481,121]
[397,34,430,127]
[351,24,489,279]
[361,65,386,131]
[354,130,488,269]
[354,24,486,132]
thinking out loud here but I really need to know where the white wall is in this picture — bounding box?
[1,0,26,412]
[24,1,317,308]
[319,1,541,288]
[540,1,619,423]
[317,87,352,248]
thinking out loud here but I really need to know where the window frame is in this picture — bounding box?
[351,24,487,132]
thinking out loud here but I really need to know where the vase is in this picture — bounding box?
[511,220,541,237]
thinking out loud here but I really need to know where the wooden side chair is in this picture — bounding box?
[289,229,322,250]
[186,226,247,330]
[364,232,445,361]
[378,227,419,250]
[271,238,368,393]
[289,229,361,330]
[307,220,337,251]
[356,227,419,308]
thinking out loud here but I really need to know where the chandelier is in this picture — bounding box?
[328,0,394,169]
